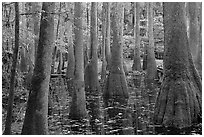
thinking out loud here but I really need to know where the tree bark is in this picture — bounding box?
[25,2,40,89]
[188,2,199,62]
[84,2,101,133]
[21,2,55,134]
[101,2,107,82]
[146,2,157,82]
[57,50,62,73]
[51,2,62,74]
[189,2,201,77]
[154,2,202,129]
[85,2,100,92]
[66,20,75,81]
[31,2,40,60]
[195,3,202,77]
[69,2,88,120]
[4,2,19,135]
[104,2,129,100]
[132,2,141,71]
[105,2,111,70]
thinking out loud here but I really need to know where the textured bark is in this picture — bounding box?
[146,2,157,81]
[190,2,202,77]
[154,2,202,129]
[69,2,88,120]
[132,2,141,71]
[104,3,129,100]
[21,2,55,134]
[188,2,199,62]
[4,3,19,135]
[195,3,202,77]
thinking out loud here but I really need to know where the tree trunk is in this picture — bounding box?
[143,43,147,70]
[154,2,202,129]
[104,2,129,100]
[57,50,62,73]
[66,20,75,89]
[105,2,111,70]
[85,2,100,92]
[84,2,101,133]
[189,2,201,77]
[25,2,40,89]
[21,2,55,134]
[20,46,27,72]
[132,2,141,71]
[51,2,62,74]
[195,3,202,77]
[101,2,107,82]
[19,3,28,73]
[69,2,88,120]
[4,2,19,135]
[146,2,157,84]
[121,6,128,75]
[188,2,199,62]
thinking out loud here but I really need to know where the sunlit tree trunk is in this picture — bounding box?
[132,2,141,71]
[4,2,19,135]
[154,2,202,129]
[69,2,88,120]
[21,2,55,134]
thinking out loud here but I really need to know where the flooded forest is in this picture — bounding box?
[2,2,202,135]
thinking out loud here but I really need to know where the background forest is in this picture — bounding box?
[1,2,202,135]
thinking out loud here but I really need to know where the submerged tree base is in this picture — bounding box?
[154,78,202,129]
[103,72,129,100]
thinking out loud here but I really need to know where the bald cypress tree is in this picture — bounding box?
[132,2,141,71]
[104,2,128,100]
[154,2,202,129]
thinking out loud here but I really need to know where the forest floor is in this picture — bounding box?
[1,59,202,135]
